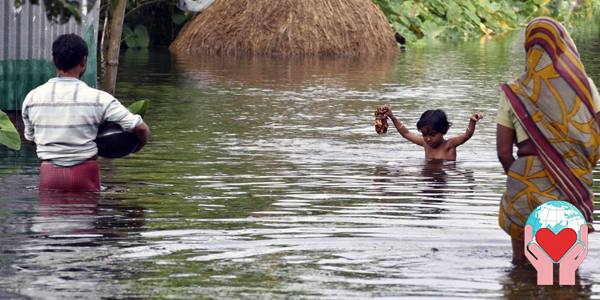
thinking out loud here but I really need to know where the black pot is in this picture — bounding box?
[95,122,139,158]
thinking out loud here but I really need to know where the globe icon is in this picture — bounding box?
[526,200,586,260]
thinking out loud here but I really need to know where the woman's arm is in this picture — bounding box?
[385,108,424,146]
[448,113,483,147]
[497,124,516,174]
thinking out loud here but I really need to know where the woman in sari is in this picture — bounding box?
[497,17,600,264]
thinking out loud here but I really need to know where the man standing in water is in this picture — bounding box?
[22,33,150,192]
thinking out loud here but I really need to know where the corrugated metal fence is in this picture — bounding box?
[0,0,99,111]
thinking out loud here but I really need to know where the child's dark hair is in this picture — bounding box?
[416,109,452,134]
[52,34,88,71]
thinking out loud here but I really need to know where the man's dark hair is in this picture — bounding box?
[416,109,452,134]
[52,33,88,71]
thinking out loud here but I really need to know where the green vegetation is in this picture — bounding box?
[118,1,193,48]
[13,0,85,24]
[0,111,20,151]
[18,0,600,49]
[13,1,192,48]
[122,24,150,49]
[372,0,600,46]
[127,99,149,116]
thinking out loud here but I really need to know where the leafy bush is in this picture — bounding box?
[123,24,150,48]
[373,0,600,46]
[0,111,21,151]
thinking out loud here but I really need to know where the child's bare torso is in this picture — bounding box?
[423,140,457,160]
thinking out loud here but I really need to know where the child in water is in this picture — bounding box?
[380,106,483,160]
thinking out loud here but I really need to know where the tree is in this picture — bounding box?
[103,0,127,95]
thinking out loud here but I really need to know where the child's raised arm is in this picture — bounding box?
[383,106,424,146]
[448,113,483,147]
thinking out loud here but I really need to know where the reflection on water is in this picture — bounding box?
[1,23,600,298]
[171,53,397,89]
[35,192,100,236]
[373,160,476,219]
[501,266,593,299]
[0,180,146,298]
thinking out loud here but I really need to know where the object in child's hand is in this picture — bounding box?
[470,112,484,122]
[375,105,389,134]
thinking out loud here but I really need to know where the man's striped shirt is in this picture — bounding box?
[22,77,142,166]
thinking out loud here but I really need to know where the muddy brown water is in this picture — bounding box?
[1,24,600,298]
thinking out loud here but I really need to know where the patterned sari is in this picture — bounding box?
[498,17,600,240]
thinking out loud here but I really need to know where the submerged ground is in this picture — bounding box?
[1,23,600,298]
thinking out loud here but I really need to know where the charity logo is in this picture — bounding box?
[525,200,588,285]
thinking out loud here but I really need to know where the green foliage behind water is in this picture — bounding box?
[373,0,600,46]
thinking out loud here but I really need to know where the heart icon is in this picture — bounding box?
[535,228,577,262]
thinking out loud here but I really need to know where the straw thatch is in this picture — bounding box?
[169,0,397,57]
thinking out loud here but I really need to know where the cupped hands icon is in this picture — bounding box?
[525,224,588,285]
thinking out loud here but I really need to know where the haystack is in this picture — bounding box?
[169,0,397,56]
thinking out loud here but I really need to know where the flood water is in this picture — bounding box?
[1,23,600,299]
